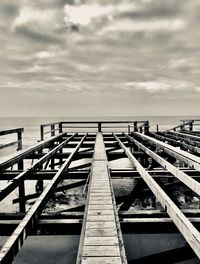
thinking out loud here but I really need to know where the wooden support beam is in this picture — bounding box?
[134,132,200,171]
[0,134,76,202]
[0,134,86,264]
[0,132,67,171]
[0,170,90,180]
[124,133,200,197]
[150,132,200,155]
[114,134,200,259]
[13,180,87,204]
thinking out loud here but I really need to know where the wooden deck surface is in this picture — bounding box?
[77,133,127,264]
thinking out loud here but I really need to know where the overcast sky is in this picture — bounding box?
[0,0,200,117]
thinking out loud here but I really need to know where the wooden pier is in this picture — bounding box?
[0,120,200,263]
[77,133,127,264]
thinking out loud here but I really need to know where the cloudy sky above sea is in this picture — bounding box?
[0,0,200,117]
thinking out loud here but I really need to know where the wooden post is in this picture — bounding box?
[144,121,149,134]
[40,125,44,141]
[189,121,193,131]
[134,122,138,132]
[51,125,55,137]
[17,131,23,151]
[18,160,26,213]
[18,183,26,213]
[98,122,102,132]
[156,124,159,132]
[128,125,130,134]
[35,179,44,193]
[59,122,63,133]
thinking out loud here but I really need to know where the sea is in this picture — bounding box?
[0,115,200,264]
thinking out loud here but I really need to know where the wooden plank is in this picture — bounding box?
[88,205,113,210]
[85,228,118,237]
[82,245,120,256]
[82,257,122,264]
[84,236,119,246]
[87,215,116,222]
[86,222,116,229]
[88,210,115,215]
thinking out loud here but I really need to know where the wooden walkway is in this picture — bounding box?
[76,133,127,264]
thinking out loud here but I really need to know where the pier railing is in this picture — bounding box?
[166,119,200,132]
[0,128,24,151]
[40,122,62,140]
[40,120,149,140]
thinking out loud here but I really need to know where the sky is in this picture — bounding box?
[0,0,200,117]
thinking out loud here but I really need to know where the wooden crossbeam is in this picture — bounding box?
[12,180,86,204]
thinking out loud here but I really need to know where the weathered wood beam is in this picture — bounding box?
[134,132,200,171]
[114,134,200,259]
[12,180,87,204]
[151,132,200,155]
[0,170,90,180]
[0,134,76,202]
[167,131,200,148]
[0,132,67,171]
[124,133,200,197]
[2,218,200,236]
[0,135,86,264]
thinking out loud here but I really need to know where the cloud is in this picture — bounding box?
[12,7,56,29]
[15,25,62,44]
[64,4,113,26]
[0,0,200,116]
[100,18,185,34]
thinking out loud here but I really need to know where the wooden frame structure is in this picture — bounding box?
[0,120,200,263]
[0,128,23,151]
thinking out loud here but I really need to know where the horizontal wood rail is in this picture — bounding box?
[0,128,24,151]
[40,122,62,140]
[166,119,200,132]
[40,121,149,138]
